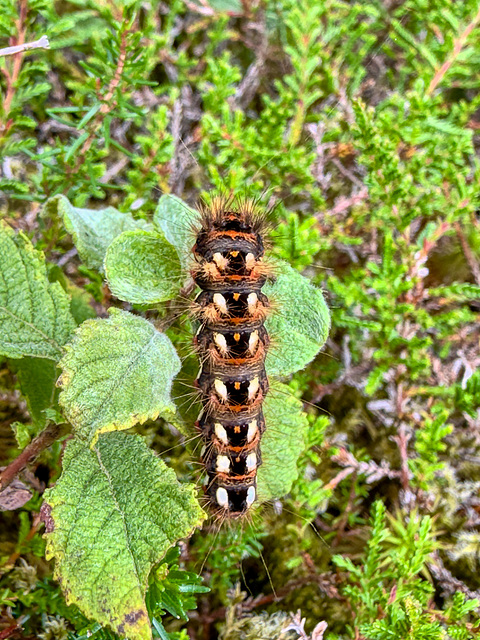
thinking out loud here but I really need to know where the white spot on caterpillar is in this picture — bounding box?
[248,330,259,354]
[216,455,230,473]
[214,332,228,354]
[246,485,256,506]
[245,253,255,270]
[246,452,257,471]
[213,252,228,270]
[203,262,220,279]
[216,487,229,508]
[214,422,228,445]
[247,292,258,314]
[247,419,258,442]
[248,377,259,400]
[213,293,228,315]
[214,379,228,402]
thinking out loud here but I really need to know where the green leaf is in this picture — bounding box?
[48,265,96,325]
[264,260,330,376]
[43,432,206,640]
[10,357,58,429]
[257,382,309,501]
[104,229,184,304]
[58,309,181,445]
[11,421,34,450]
[170,349,202,437]
[65,282,97,325]
[45,195,151,271]
[153,195,199,267]
[0,222,75,360]
[65,131,89,162]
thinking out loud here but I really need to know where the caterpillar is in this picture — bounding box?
[191,197,271,518]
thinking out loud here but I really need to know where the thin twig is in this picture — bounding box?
[333,472,358,546]
[193,572,342,627]
[428,6,480,95]
[183,0,215,16]
[70,25,130,176]
[100,29,128,110]
[0,35,49,57]
[330,157,364,188]
[99,156,130,184]
[0,624,19,639]
[428,551,480,604]
[326,187,369,218]
[0,0,28,134]
[391,424,412,493]
[0,422,67,492]
[324,467,355,491]
[56,246,78,267]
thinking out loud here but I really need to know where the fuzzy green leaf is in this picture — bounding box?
[48,265,96,325]
[264,260,330,376]
[0,222,75,360]
[65,282,97,325]
[257,382,309,501]
[46,195,151,271]
[58,309,181,445]
[10,357,58,429]
[43,432,206,640]
[153,195,199,267]
[104,229,184,304]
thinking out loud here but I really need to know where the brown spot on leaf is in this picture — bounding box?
[117,609,146,634]
[39,501,55,532]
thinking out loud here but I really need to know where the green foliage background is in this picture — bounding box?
[1,0,480,638]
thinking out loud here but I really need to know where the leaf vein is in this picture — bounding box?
[77,332,158,433]
[94,446,144,596]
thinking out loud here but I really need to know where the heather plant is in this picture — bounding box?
[1,0,480,639]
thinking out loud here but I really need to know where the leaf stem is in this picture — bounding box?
[0,422,67,492]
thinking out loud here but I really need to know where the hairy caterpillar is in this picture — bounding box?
[147,193,328,518]
[191,198,271,517]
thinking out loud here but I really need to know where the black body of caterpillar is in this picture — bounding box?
[191,199,270,517]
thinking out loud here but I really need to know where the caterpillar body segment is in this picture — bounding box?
[192,200,270,517]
